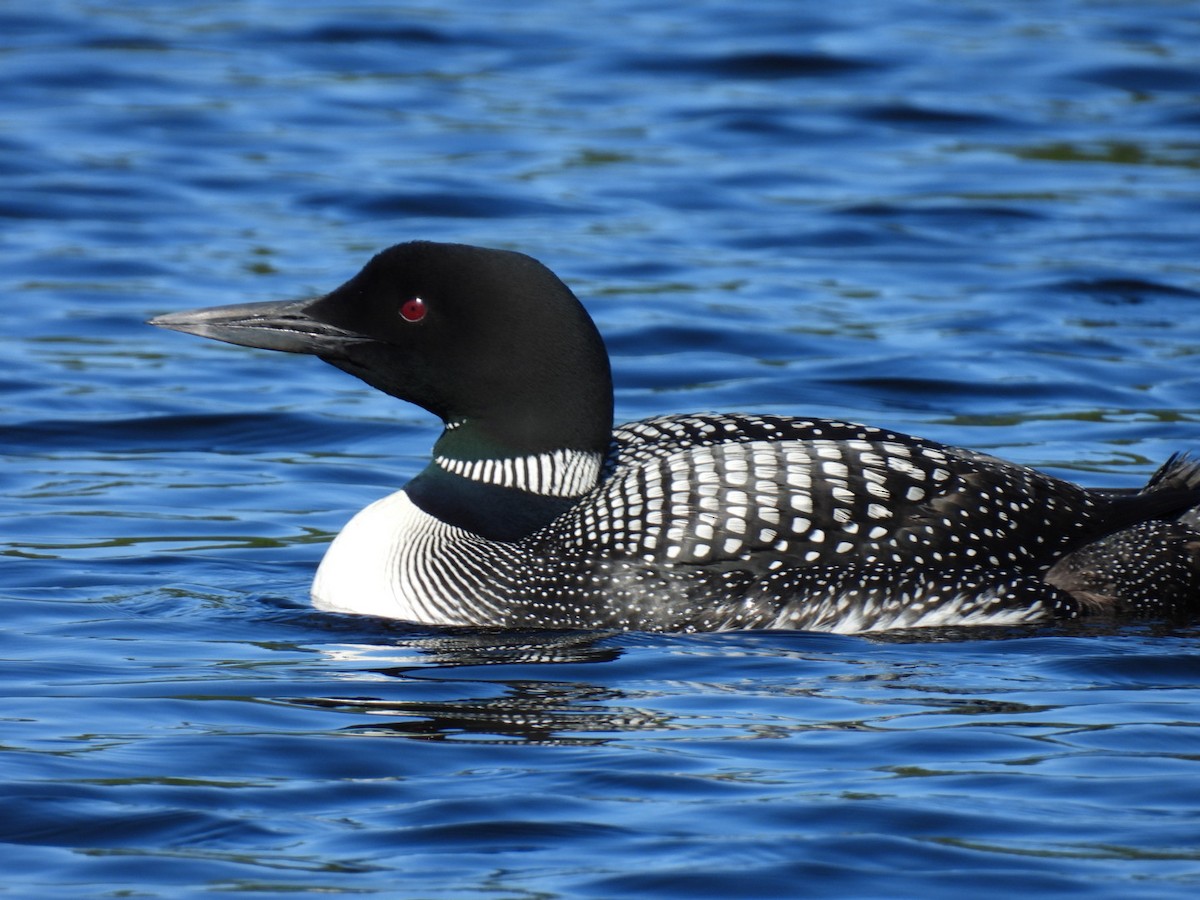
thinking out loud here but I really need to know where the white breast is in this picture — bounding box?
[311,489,462,624]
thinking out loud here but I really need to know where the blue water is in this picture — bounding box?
[3,0,1200,896]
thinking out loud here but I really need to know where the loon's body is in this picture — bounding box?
[151,241,1200,633]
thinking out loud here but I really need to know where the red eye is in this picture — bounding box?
[399,296,427,323]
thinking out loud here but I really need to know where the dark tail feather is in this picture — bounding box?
[1100,452,1200,533]
[1142,452,1200,496]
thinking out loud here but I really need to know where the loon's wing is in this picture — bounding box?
[607,412,925,466]
[547,414,1110,574]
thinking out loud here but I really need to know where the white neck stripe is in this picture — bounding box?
[435,449,601,498]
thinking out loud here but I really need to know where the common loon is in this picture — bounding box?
[150,241,1200,633]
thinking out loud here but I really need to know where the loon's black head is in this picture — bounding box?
[150,241,615,458]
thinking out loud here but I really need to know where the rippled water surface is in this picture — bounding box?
[4,1,1200,896]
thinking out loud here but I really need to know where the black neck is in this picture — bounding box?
[406,464,579,541]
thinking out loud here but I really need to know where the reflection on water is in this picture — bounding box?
[288,622,1158,746]
[300,684,661,745]
[300,631,638,743]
